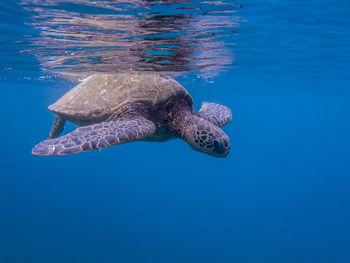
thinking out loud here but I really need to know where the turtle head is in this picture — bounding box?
[184,118,230,158]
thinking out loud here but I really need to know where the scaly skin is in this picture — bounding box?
[168,104,230,157]
[32,118,155,155]
[198,102,232,127]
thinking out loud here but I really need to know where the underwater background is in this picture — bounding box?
[1,0,350,262]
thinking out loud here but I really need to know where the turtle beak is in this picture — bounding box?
[211,134,230,157]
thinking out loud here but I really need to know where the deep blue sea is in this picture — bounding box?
[1,0,350,262]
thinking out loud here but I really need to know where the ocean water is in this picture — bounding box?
[1,0,350,262]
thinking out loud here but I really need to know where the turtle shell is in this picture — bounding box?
[49,73,193,122]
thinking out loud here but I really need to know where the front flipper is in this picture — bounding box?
[198,102,232,127]
[32,118,155,155]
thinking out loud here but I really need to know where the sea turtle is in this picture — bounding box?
[32,73,232,157]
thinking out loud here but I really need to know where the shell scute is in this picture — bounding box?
[49,73,192,121]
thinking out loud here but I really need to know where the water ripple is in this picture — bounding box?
[19,0,243,80]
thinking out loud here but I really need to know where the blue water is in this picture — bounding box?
[1,0,350,262]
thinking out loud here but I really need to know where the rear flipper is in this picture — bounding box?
[48,115,66,139]
[198,102,232,127]
[32,118,155,155]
